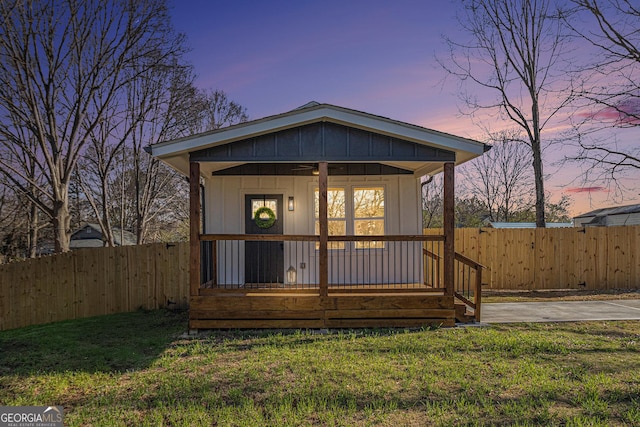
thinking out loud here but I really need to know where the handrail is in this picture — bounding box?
[453,253,484,322]
[201,234,319,241]
[455,252,485,270]
[201,234,445,242]
[422,247,442,289]
[423,248,442,261]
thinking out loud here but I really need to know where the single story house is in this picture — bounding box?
[147,102,489,329]
[70,223,137,249]
[573,204,640,227]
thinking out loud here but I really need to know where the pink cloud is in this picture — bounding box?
[577,98,640,125]
[566,187,609,194]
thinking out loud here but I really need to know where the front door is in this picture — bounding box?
[245,195,284,284]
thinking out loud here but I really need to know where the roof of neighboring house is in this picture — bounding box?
[487,222,573,229]
[69,238,108,249]
[70,223,137,247]
[147,102,490,178]
[573,203,640,219]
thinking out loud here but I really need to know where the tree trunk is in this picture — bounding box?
[52,198,71,253]
[531,99,546,228]
[101,179,115,247]
[532,141,546,227]
[27,201,38,258]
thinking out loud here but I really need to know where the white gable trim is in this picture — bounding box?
[151,104,485,158]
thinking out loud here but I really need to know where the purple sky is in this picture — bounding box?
[170,0,639,216]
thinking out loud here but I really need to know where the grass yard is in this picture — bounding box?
[1,310,639,426]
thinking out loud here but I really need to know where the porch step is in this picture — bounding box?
[455,303,475,324]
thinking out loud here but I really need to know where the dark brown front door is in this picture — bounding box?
[245,195,284,284]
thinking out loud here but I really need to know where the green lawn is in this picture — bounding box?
[1,310,638,426]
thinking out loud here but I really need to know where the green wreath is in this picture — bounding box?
[254,206,276,229]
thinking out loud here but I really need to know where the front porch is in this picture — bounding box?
[191,232,482,328]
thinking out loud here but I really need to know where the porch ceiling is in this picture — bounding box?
[209,162,414,176]
[148,102,489,178]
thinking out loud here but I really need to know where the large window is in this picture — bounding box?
[315,188,346,249]
[353,187,385,248]
[251,198,278,219]
[314,186,385,249]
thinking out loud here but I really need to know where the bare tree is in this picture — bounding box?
[421,175,444,228]
[460,130,534,222]
[441,0,575,227]
[191,89,249,134]
[128,85,248,244]
[564,0,639,189]
[0,0,180,252]
[76,46,194,245]
[569,0,639,126]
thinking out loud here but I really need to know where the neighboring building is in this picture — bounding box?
[573,204,640,227]
[70,223,137,249]
[486,221,573,229]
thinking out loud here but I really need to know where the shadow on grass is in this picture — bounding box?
[0,310,444,375]
[0,309,188,374]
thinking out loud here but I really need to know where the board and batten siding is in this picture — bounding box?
[203,174,421,236]
[203,174,423,285]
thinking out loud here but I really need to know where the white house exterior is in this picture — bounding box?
[147,102,489,328]
[150,102,488,287]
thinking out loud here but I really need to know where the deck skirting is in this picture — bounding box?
[189,293,456,329]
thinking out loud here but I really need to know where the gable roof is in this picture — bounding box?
[574,203,640,219]
[147,102,489,178]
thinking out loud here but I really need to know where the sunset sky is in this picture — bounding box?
[170,0,639,217]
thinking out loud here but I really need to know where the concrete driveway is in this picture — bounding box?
[481,299,640,323]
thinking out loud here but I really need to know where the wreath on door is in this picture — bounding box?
[254,206,276,229]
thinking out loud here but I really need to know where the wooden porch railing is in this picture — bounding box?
[199,234,446,293]
[454,252,484,322]
[196,233,482,322]
[423,246,484,322]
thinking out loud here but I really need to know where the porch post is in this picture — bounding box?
[443,162,455,296]
[189,161,201,297]
[318,161,328,297]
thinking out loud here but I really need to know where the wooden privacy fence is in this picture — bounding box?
[2,226,639,330]
[426,226,640,290]
[0,243,189,331]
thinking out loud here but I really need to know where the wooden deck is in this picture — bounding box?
[191,233,483,329]
[190,291,456,329]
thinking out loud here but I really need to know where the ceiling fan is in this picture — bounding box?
[291,164,315,171]
[290,164,320,175]
[290,164,344,174]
